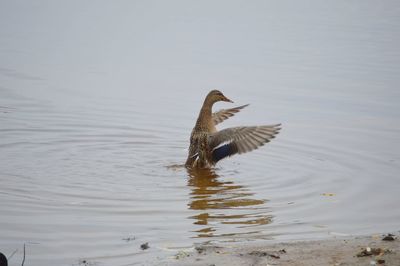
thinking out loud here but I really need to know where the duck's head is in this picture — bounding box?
[206,90,233,104]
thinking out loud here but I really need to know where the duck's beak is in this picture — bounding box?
[222,95,234,103]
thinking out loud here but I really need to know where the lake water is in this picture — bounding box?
[1,1,400,265]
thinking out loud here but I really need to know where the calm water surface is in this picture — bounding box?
[1,1,400,265]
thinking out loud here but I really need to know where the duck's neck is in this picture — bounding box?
[195,98,214,130]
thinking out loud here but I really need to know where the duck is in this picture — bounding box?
[185,90,281,168]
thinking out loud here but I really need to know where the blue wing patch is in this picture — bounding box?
[212,143,236,163]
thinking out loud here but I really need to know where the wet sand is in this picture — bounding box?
[169,234,399,266]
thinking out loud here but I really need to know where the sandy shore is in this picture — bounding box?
[167,233,399,266]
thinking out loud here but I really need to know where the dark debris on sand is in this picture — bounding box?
[140,242,149,250]
[382,233,396,241]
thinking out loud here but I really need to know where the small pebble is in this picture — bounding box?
[382,234,395,241]
[140,242,149,250]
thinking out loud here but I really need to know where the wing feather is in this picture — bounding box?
[212,104,249,125]
[210,124,281,162]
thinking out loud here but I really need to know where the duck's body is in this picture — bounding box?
[185,90,281,168]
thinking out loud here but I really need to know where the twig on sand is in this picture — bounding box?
[21,243,26,266]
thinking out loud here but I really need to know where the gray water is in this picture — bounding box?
[1,1,400,265]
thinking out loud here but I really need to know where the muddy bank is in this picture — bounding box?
[166,234,399,266]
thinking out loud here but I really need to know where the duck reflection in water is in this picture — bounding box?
[186,167,273,239]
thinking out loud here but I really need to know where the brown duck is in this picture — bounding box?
[185,90,281,168]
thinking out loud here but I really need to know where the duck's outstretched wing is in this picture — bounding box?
[212,104,249,125]
[209,124,281,163]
